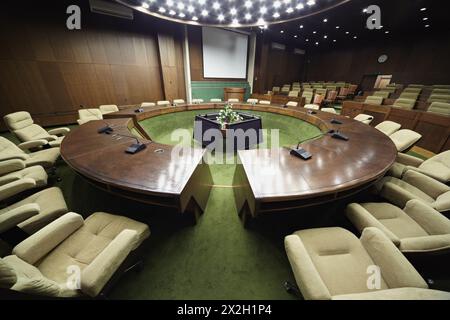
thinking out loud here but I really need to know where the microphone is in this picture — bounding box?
[80,105,114,134]
[111,133,152,154]
[290,129,348,160]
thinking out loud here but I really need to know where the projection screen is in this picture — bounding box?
[202,27,249,79]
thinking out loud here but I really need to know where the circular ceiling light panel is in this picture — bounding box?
[116,0,352,27]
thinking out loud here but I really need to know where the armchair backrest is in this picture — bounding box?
[428,102,450,116]
[364,96,383,105]
[78,109,103,123]
[393,98,415,110]
[4,112,49,142]
[99,105,119,114]
[0,137,26,157]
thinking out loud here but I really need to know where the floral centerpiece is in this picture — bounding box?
[216,103,243,129]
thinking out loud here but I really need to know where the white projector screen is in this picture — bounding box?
[202,27,249,79]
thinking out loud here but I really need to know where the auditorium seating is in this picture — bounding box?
[404,88,422,94]
[0,137,60,169]
[389,129,422,152]
[192,99,204,104]
[285,227,450,300]
[286,101,298,108]
[247,98,258,104]
[4,112,70,148]
[389,151,450,184]
[99,105,119,115]
[427,102,450,115]
[272,86,280,93]
[399,92,419,100]
[321,108,337,114]
[210,98,222,102]
[377,170,450,212]
[288,91,299,97]
[346,200,450,255]
[304,104,320,110]
[259,100,271,105]
[375,121,402,136]
[393,98,416,110]
[365,96,383,105]
[428,94,450,104]
[354,114,374,125]
[302,92,314,104]
[374,91,390,99]
[228,98,240,103]
[77,109,103,125]
[0,187,67,234]
[0,212,150,298]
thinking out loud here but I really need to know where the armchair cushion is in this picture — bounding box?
[0,166,47,188]
[389,129,422,152]
[0,178,37,202]
[18,140,49,151]
[375,121,402,136]
[81,229,138,297]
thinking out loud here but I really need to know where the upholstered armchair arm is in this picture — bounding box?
[345,203,401,246]
[13,212,84,265]
[403,200,450,235]
[0,154,28,162]
[284,235,331,300]
[402,170,450,199]
[81,229,138,297]
[0,204,40,233]
[47,128,70,136]
[361,227,428,289]
[0,178,36,201]
[396,153,424,167]
[18,140,49,151]
[44,135,59,141]
[379,181,418,209]
[0,159,26,176]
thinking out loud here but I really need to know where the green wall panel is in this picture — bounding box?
[191,81,251,102]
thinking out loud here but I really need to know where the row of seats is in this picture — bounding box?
[285,147,450,300]
[363,94,450,115]
[0,112,151,297]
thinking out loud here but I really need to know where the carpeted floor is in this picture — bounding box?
[1,111,448,299]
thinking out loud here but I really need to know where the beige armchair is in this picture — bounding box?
[0,160,48,202]
[0,187,68,234]
[157,100,171,106]
[389,129,422,152]
[99,105,119,115]
[285,227,450,300]
[0,137,60,169]
[375,121,401,136]
[346,200,450,254]
[377,170,450,212]
[388,151,450,183]
[77,109,103,125]
[364,96,383,105]
[0,212,150,298]
[354,114,374,125]
[4,112,70,148]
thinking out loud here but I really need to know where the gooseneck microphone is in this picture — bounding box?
[290,129,349,160]
[111,132,152,154]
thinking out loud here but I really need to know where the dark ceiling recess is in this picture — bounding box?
[263,0,450,49]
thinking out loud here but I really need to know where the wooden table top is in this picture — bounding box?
[61,118,205,196]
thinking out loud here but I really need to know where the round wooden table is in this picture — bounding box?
[62,103,397,224]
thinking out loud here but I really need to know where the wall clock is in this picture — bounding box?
[378,54,388,63]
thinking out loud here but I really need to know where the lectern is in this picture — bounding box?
[224,87,246,102]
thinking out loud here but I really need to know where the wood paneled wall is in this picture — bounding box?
[305,34,450,86]
[0,0,186,130]
[253,34,306,93]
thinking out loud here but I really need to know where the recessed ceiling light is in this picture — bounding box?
[345,31,349,34]
[273,12,280,18]
[336,26,340,29]
[273,1,281,9]
[362,8,367,13]
[300,25,304,28]
[425,24,430,28]
[217,14,224,21]
[230,8,237,15]
[323,35,328,39]
[305,39,309,42]
[280,30,284,33]
[313,31,317,34]
[286,7,294,13]
[141,3,149,9]
[260,6,268,14]
[245,13,252,20]
[187,5,194,13]
[423,17,429,21]
[192,16,198,21]
[323,18,328,22]
[158,7,166,13]
[166,0,174,7]
[212,2,220,10]
[296,3,304,10]
[294,35,298,38]
[169,10,176,15]
[201,9,208,16]
[232,18,239,25]
[420,8,427,11]
[333,39,336,42]
[244,1,253,9]
[385,31,390,34]
[315,41,319,45]
[353,36,357,39]
[307,0,316,6]
[198,0,206,4]
[177,2,184,10]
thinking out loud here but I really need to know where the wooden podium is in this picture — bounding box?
[224,87,246,102]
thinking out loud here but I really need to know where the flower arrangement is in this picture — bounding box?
[216,103,243,129]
